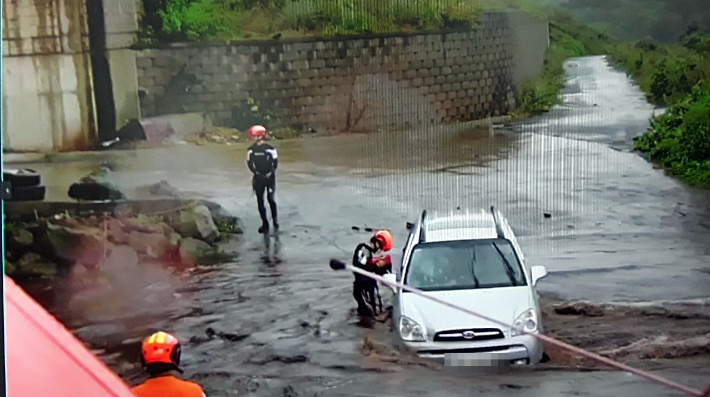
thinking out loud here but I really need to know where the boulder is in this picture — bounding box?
[5,260,17,276]
[178,205,220,242]
[17,253,59,278]
[179,238,213,266]
[46,221,111,269]
[11,226,33,246]
[127,231,173,258]
[135,181,183,199]
[105,218,129,245]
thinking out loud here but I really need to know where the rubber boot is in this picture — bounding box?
[258,222,269,234]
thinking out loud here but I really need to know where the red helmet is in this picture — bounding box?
[247,125,267,140]
[373,230,393,252]
[141,331,181,368]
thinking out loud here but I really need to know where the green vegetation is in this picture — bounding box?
[625,31,710,187]
[633,84,710,187]
[559,0,710,43]
[139,0,482,42]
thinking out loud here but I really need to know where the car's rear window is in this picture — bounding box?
[404,239,527,292]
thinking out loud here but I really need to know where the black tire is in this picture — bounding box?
[10,185,46,201]
[3,169,41,187]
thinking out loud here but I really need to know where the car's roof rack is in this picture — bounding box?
[490,206,505,239]
[419,209,428,243]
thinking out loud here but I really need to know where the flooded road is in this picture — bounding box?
[8,55,710,396]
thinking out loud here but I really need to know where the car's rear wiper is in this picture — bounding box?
[492,242,518,286]
[470,249,480,288]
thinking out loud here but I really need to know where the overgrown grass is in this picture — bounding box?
[633,84,710,187]
[613,32,710,188]
[139,0,483,42]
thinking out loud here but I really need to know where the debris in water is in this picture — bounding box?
[544,213,552,219]
[283,386,299,397]
[553,302,605,317]
[205,327,250,342]
[500,384,526,390]
[249,354,309,365]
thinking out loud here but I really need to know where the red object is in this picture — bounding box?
[141,331,181,366]
[247,125,267,140]
[373,230,393,252]
[5,275,136,397]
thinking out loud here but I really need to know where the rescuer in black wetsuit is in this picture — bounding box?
[246,125,279,234]
[352,230,394,317]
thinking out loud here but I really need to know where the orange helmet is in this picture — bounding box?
[373,230,393,252]
[247,125,267,140]
[141,331,182,368]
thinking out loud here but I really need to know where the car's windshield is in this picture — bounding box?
[404,239,527,292]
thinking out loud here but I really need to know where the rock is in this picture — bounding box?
[68,167,125,201]
[106,218,129,244]
[12,227,34,246]
[135,181,182,199]
[46,222,110,268]
[17,253,59,277]
[179,238,213,266]
[121,216,166,234]
[178,205,220,242]
[5,260,17,275]
[128,231,172,258]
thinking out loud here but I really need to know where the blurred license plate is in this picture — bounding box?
[445,352,510,369]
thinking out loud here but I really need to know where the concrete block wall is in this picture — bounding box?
[134,12,536,132]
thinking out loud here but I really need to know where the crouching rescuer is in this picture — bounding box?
[353,230,394,317]
[132,331,206,397]
[246,125,279,234]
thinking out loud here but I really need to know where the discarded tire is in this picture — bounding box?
[10,185,46,201]
[68,182,125,201]
[3,169,41,188]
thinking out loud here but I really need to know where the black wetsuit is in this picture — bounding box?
[352,243,392,316]
[247,142,279,232]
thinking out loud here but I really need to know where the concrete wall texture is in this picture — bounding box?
[2,0,140,152]
[2,0,95,152]
[135,12,549,132]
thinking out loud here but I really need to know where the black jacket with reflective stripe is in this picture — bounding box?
[247,143,278,177]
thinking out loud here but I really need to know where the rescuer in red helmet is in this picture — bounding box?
[246,125,279,234]
[352,229,394,317]
[132,331,206,397]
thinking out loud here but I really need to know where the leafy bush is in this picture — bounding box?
[634,84,710,187]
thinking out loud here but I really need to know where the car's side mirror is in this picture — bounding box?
[382,273,398,293]
[406,222,414,230]
[531,266,548,286]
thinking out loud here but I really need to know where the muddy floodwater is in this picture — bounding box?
[11,56,710,396]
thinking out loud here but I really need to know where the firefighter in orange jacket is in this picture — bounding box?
[132,331,206,397]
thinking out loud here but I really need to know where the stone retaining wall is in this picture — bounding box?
[135,12,545,132]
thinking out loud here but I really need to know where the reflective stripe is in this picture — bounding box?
[266,148,278,159]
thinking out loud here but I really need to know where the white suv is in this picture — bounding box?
[383,207,549,366]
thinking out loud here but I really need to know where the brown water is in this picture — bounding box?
[8,56,710,396]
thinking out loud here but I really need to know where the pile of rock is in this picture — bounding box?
[4,203,242,280]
